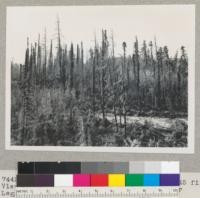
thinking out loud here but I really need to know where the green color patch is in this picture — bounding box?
[125,174,144,186]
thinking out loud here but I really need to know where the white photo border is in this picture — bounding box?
[5,5,195,153]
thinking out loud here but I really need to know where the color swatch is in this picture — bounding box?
[35,175,54,187]
[126,174,144,186]
[143,174,160,186]
[91,174,108,186]
[73,174,90,187]
[54,174,73,187]
[160,174,180,186]
[108,174,125,187]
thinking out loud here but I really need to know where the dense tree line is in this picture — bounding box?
[11,22,188,146]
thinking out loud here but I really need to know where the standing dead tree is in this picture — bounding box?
[110,32,118,133]
[21,38,30,145]
[122,41,127,137]
[92,46,96,115]
[42,29,47,89]
[81,42,84,99]
[69,43,74,121]
[149,41,156,108]
[36,34,42,86]
[47,40,54,88]
[156,48,162,109]
[56,17,66,90]
[100,30,108,123]
[21,38,36,144]
[134,37,141,110]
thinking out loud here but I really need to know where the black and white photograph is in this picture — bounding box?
[6,5,195,152]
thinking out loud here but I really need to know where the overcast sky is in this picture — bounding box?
[6,5,195,64]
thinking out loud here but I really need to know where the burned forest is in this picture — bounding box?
[11,20,188,147]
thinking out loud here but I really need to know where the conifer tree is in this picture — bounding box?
[134,37,140,109]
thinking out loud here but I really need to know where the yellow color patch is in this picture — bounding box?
[108,174,125,187]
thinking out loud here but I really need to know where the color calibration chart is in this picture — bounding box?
[16,161,180,198]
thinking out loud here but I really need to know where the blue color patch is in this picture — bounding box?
[144,174,160,186]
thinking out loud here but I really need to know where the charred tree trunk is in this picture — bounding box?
[69,43,74,121]
[21,38,30,145]
[81,42,84,99]
[149,41,155,108]
[122,41,127,137]
[36,34,42,86]
[57,18,65,90]
[111,33,118,133]
[48,40,54,88]
[43,30,47,89]
[92,48,96,115]
[70,43,74,91]
[157,48,162,109]
[100,30,108,123]
[134,37,140,110]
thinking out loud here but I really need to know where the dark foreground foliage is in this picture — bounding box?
[12,109,187,147]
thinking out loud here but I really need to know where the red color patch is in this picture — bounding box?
[91,174,108,186]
